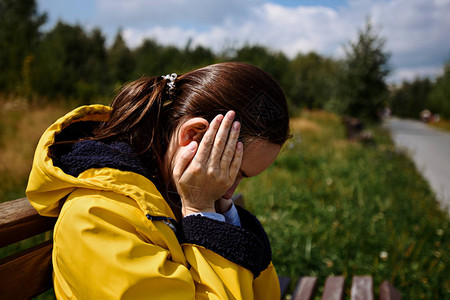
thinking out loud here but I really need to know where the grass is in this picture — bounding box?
[0,97,70,201]
[0,100,448,299]
[238,110,449,299]
[429,118,450,133]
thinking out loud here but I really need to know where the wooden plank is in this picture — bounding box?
[292,277,317,300]
[0,198,56,247]
[278,276,291,299]
[0,240,53,299]
[0,198,37,225]
[351,276,373,300]
[322,276,345,300]
[379,280,402,300]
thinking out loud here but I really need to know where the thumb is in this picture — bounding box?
[173,141,197,179]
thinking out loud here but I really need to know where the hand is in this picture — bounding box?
[173,111,243,217]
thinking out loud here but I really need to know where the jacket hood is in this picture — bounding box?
[26,105,173,219]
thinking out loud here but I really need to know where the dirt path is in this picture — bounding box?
[384,118,450,214]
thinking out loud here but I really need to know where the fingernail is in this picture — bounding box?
[216,114,224,123]
[237,141,243,150]
[227,110,235,120]
[188,141,197,151]
[233,121,240,131]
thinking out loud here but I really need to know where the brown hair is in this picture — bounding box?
[94,62,290,180]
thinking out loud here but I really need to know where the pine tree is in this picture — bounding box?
[429,61,450,118]
[338,19,390,121]
[108,31,136,86]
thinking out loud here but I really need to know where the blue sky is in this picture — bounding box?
[37,0,450,83]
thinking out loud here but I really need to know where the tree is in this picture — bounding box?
[389,78,432,118]
[428,61,450,119]
[108,31,136,86]
[335,19,390,121]
[32,22,109,102]
[234,45,290,85]
[81,28,110,98]
[289,52,340,110]
[183,44,215,71]
[0,0,46,93]
[134,39,215,78]
[134,39,164,77]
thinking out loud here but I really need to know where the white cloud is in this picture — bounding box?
[391,65,444,82]
[370,0,450,64]
[122,3,354,57]
[100,0,450,82]
[239,4,348,57]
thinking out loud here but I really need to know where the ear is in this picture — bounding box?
[178,117,209,146]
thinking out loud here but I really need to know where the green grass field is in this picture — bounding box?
[1,100,448,299]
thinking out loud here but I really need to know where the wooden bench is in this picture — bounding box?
[278,275,401,300]
[0,196,401,299]
[0,197,57,299]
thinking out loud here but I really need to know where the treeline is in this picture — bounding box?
[390,63,450,119]
[3,0,447,121]
[0,0,344,115]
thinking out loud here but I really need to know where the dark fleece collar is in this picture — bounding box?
[181,205,272,278]
[56,140,152,179]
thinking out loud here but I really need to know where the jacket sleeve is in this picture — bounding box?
[53,192,279,299]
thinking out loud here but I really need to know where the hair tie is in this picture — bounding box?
[161,73,177,92]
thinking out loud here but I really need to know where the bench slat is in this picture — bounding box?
[0,198,56,247]
[292,276,317,300]
[322,276,345,300]
[351,276,373,300]
[0,240,53,299]
[279,276,291,299]
[379,280,402,300]
[0,198,36,225]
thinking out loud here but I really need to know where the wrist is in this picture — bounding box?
[182,206,216,217]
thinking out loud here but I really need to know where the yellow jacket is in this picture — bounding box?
[26,105,280,299]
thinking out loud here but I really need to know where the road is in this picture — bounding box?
[384,118,450,214]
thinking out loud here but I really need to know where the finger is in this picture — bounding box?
[228,141,244,180]
[195,114,223,164]
[220,120,240,169]
[172,141,198,180]
[210,110,236,163]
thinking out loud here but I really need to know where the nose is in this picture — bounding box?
[223,177,243,199]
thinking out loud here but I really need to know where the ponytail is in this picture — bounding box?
[94,76,173,171]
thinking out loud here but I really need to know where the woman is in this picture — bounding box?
[26,62,290,299]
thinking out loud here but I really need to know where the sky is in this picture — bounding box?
[36,0,450,83]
